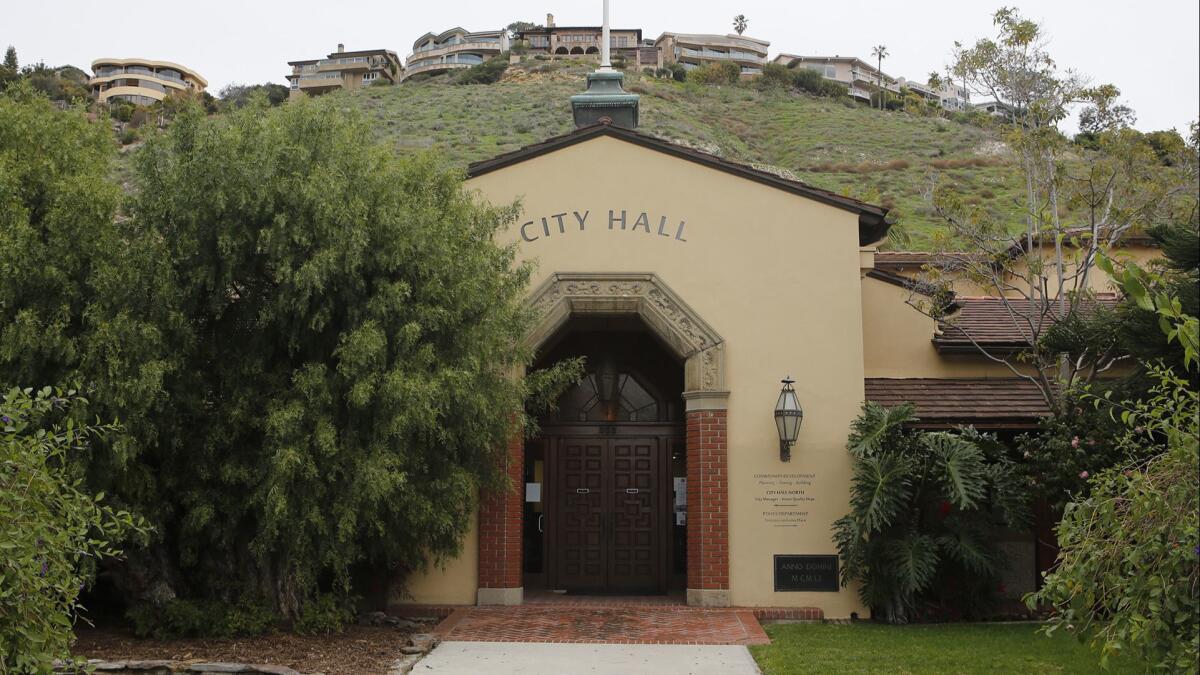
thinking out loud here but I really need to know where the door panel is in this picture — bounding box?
[553,438,607,590]
[608,438,661,592]
[547,434,667,594]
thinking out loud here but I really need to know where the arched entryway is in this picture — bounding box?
[524,321,685,595]
[477,274,731,607]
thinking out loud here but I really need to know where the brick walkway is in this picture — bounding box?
[432,606,771,645]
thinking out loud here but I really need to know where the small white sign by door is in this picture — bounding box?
[525,482,542,502]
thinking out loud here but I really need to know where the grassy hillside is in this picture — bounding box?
[345,60,1027,247]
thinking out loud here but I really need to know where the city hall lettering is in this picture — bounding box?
[519,209,689,243]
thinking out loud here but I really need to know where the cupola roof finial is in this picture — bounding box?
[570,0,639,128]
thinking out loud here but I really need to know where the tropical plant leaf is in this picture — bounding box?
[832,514,865,587]
[849,452,912,533]
[886,533,939,597]
[848,402,917,457]
[983,461,1031,528]
[937,521,997,575]
[925,432,987,509]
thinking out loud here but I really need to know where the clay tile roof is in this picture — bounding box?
[864,378,1050,428]
[873,252,939,267]
[934,295,1119,352]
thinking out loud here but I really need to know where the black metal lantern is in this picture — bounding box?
[774,377,803,462]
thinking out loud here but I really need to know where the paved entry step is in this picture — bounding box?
[418,642,762,675]
[432,606,771,645]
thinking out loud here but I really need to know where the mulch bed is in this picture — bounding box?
[72,625,419,675]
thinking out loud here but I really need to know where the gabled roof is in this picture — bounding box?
[466,122,890,245]
[934,295,1120,352]
[865,377,1049,428]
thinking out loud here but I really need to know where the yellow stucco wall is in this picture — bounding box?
[397,134,873,616]
[393,513,479,605]
[882,243,1161,298]
[861,275,1019,378]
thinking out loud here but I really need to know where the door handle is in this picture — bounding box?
[576,488,590,494]
[538,514,544,533]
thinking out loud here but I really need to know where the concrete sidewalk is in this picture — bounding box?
[416,641,761,674]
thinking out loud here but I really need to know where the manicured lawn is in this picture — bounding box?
[750,622,1139,674]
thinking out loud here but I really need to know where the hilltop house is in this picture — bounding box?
[654,32,770,77]
[518,13,647,66]
[404,28,509,81]
[772,53,900,103]
[286,44,402,99]
[897,77,971,110]
[89,58,206,106]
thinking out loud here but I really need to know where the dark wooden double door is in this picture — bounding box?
[545,434,669,594]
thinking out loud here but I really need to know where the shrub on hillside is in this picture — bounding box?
[687,61,740,86]
[455,55,509,85]
[759,64,847,99]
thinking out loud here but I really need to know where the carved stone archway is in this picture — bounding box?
[476,273,732,607]
[525,273,726,395]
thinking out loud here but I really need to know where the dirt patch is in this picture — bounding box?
[72,626,421,675]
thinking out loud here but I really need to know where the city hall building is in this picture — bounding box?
[391,65,1155,619]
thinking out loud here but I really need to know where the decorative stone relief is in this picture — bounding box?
[526,273,726,392]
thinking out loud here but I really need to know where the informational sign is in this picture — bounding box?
[525,482,541,503]
[774,555,839,592]
[752,472,815,528]
[673,477,687,526]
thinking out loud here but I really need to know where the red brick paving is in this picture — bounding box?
[432,606,771,645]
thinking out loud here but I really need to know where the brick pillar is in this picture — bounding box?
[476,431,524,605]
[685,401,730,607]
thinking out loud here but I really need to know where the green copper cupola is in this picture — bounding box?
[570,0,639,129]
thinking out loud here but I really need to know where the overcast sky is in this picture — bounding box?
[7,0,1198,133]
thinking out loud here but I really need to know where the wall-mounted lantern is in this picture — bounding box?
[774,377,803,462]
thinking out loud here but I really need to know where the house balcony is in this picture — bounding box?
[677,46,766,65]
[296,73,346,91]
[407,40,503,63]
[88,72,191,93]
[402,54,487,80]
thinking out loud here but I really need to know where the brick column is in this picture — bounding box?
[476,431,523,605]
[683,391,731,607]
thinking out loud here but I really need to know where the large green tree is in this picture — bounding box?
[1,89,577,620]
[1031,256,1198,672]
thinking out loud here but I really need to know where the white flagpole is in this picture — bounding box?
[600,0,612,71]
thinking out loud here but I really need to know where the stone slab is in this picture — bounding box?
[417,642,761,674]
